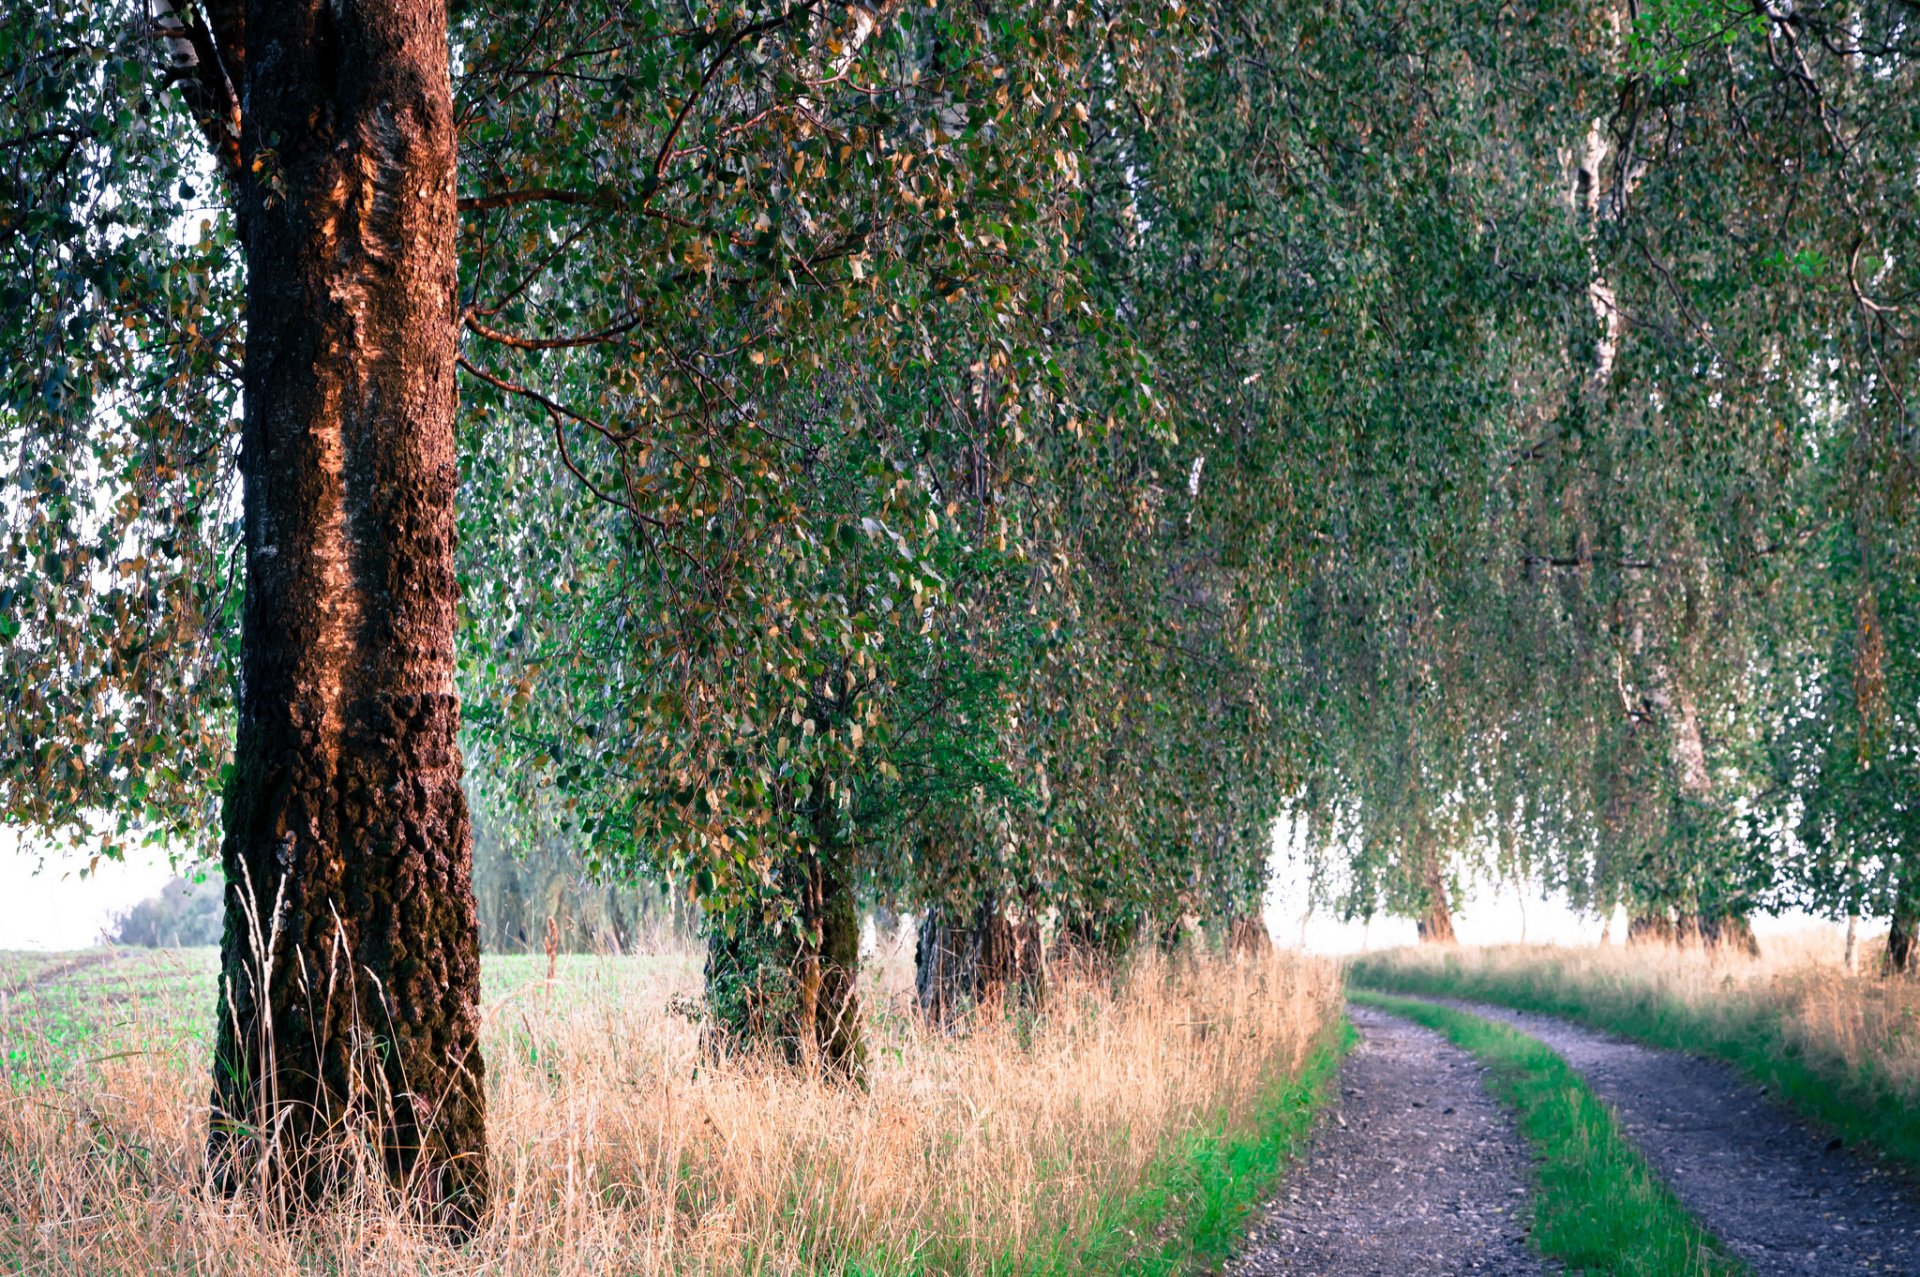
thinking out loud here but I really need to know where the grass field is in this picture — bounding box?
[1349,938,1920,1171]
[0,945,1341,1275]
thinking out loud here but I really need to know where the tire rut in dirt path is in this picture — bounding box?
[0,950,118,1001]
[1233,1004,1546,1277]
[1424,997,1920,1276]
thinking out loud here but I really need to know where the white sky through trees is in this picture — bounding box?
[0,820,1848,954]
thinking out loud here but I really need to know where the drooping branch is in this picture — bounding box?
[151,0,245,183]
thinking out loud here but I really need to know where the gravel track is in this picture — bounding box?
[1423,997,1920,1276]
[1233,1004,1546,1276]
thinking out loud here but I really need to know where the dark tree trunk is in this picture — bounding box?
[1053,910,1138,976]
[206,0,483,1225]
[1888,859,1919,976]
[704,801,865,1075]
[795,831,866,1075]
[915,896,1044,1025]
[1627,910,1675,945]
[1890,911,1917,976]
[915,905,969,1024]
[1698,911,1760,957]
[1226,914,1273,959]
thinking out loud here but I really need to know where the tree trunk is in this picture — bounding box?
[1698,911,1760,958]
[794,831,865,1075]
[916,895,1044,1025]
[1053,910,1138,976]
[1889,909,1916,976]
[915,906,969,1024]
[604,884,631,955]
[1416,825,1456,944]
[705,803,865,1076]
[1889,859,1919,977]
[1227,913,1273,959]
[205,0,484,1225]
[1627,910,1675,945]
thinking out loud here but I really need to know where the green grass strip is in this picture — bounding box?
[1351,990,1745,1277]
[969,1019,1352,1277]
[1349,956,1920,1172]
[831,1020,1351,1276]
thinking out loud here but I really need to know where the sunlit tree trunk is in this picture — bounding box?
[1415,818,1456,944]
[204,0,485,1224]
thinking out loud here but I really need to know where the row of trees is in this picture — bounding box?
[3,0,1914,1227]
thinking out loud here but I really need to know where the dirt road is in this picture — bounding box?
[1437,999,1920,1276]
[1233,1004,1545,1276]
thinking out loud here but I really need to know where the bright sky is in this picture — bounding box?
[1259,814,1836,954]
[0,825,180,950]
[0,817,1838,953]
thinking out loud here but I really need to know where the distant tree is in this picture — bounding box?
[109,872,225,948]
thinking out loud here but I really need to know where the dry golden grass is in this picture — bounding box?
[1351,931,1920,1151]
[1,944,1338,1275]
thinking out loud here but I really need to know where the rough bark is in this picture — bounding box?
[705,803,865,1075]
[915,896,1045,1024]
[204,0,484,1225]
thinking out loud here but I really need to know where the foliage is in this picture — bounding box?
[7,0,1920,1021]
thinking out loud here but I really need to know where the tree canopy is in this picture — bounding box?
[6,0,1920,1084]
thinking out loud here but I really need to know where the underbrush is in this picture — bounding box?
[0,946,1339,1275]
[1349,938,1920,1169]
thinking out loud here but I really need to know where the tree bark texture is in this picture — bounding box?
[705,805,865,1075]
[915,896,1045,1024]
[206,0,484,1224]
